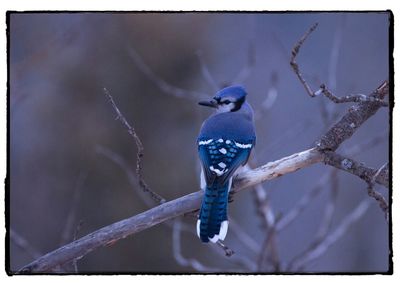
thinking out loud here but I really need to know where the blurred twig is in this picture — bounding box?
[328,16,345,92]
[275,172,330,232]
[287,200,371,271]
[71,220,84,273]
[103,87,166,205]
[228,218,259,255]
[95,145,154,207]
[10,229,42,260]
[128,47,209,101]
[285,169,339,272]
[233,42,256,85]
[172,219,224,272]
[254,72,279,121]
[60,171,87,245]
[344,131,388,157]
[255,188,280,272]
[196,50,219,92]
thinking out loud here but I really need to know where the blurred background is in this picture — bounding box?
[9,12,390,273]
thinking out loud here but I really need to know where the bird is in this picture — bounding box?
[196,85,256,243]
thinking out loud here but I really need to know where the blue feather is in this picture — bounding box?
[197,138,254,243]
[198,181,229,243]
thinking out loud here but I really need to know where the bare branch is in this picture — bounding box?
[323,151,388,188]
[367,162,389,221]
[103,88,166,205]
[18,146,324,273]
[290,22,319,97]
[291,23,388,107]
[316,84,389,107]
[317,80,389,152]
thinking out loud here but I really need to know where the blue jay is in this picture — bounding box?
[196,85,256,243]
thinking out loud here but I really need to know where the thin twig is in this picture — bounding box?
[103,87,166,205]
[290,22,319,97]
[317,84,389,107]
[291,23,388,107]
[367,162,389,221]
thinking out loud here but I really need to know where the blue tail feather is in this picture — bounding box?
[198,182,229,243]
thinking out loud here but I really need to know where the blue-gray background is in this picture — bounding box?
[10,12,390,273]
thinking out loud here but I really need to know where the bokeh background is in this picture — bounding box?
[9,12,390,273]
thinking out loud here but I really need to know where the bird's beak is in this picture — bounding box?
[198,99,218,108]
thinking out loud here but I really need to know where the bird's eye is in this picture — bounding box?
[223,100,230,105]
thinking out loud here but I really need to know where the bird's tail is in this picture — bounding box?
[197,180,231,243]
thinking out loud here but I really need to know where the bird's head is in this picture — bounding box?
[198,85,247,113]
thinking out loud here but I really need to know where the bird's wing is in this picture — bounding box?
[198,138,254,186]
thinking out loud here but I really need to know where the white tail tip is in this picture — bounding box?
[197,220,229,243]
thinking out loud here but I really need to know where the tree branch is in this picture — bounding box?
[323,151,389,188]
[290,22,388,107]
[18,147,323,273]
[316,80,389,152]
